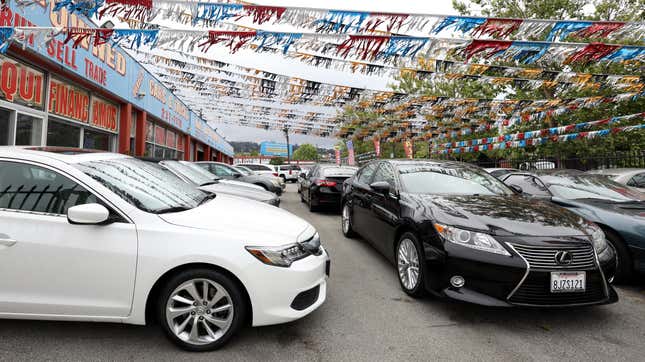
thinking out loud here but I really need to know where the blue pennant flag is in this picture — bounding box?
[546,21,591,41]
[255,31,302,54]
[602,46,645,62]
[53,0,104,18]
[432,16,485,34]
[0,27,14,54]
[194,3,243,25]
[318,11,369,33]
[380,36,428,59]
[112,29,159,49]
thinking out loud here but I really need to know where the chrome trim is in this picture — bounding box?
[506,243,530,300]
[592,244,611,300]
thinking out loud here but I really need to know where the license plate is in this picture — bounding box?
[550,272,586,293]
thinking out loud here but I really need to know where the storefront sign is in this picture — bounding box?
[0,55,44,109]
[90,96,119,133]
[48,78,89,123]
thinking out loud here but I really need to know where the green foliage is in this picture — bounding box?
[269,157,285,165]
[292,144,319,161]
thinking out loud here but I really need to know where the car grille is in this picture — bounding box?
[509,272,607,306]
[508,242,607,306]
[511,243,597,271]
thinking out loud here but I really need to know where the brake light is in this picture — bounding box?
[272,172,279,177]
[315,180,337,187]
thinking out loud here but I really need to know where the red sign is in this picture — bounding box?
[373,138,381,157]
[48,78,89,123]
[404,139,414,159]
[90,96,119,133]
[0,55,44,109]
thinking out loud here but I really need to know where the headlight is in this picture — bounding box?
[587,222,609,254]
[246,244,310,267]
[434,223,511,256]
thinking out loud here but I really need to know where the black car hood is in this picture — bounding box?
[405,194,587,237]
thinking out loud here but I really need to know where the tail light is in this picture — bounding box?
[272,172,279,177]
[289,169,292,175]
[315,179,337,187]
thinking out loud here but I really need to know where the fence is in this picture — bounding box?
[351,150,645,171]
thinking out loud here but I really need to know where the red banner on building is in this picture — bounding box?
[90,96,119,133]
[404,139,413,159]
[373,137,381,157]
[335,146,341,165]
[0,55,44,110]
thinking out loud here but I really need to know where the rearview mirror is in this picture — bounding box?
[67,203,110,225]
[370,181,391,195]
[509,184,523,194]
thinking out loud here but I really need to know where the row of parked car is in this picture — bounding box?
[295,160,643,310]
[0,147,327,352]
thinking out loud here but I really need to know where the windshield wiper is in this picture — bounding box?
[198,193,217,206]
[155,206,192,214]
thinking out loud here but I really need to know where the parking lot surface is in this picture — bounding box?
[0,184,644,362]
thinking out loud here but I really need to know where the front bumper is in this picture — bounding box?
[426,236,618,307]
[244,247,329,326]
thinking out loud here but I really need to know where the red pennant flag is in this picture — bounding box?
[460,40,512,61]
[575,22,624,39]
[243,5,287,24]
[565,42,620,64]
[473,19,522,38]
[199,31,257,53]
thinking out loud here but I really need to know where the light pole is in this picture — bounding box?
[283,126,291,165]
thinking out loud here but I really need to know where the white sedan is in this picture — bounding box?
[0,147,329,351]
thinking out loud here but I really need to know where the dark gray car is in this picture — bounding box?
[195,161,284,195]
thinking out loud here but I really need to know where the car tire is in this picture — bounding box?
[341,202,356,238]
[395,232,427,298]
[158,268,247,352]
[308,191,318,212]
[603,228,633,283]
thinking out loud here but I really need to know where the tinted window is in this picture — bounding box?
[47,118,80,147]
[504,175,551,197]
[629,173,645,188]
[372,163,396,187]
[357,163,377,184]
[398,163,513,196]
[211,164,239,177]
[0,161,97,214]
[545,175,645,202]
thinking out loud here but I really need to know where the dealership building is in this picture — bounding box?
[0,2,234,162]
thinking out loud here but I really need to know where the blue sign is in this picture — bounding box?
[260,142,293,157]
[4,1,233,156]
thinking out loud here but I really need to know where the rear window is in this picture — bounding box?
[323,167,358,177]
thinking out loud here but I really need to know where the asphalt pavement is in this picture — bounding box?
[1,184,644,361]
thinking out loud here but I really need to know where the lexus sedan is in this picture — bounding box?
[500,170,645,282]
[0,147,328,351]
[301,164,358,211]
[195,161,284,195]
[341,160,617,307]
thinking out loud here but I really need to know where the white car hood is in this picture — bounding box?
[219,179,264,190]
[158,194,314,245]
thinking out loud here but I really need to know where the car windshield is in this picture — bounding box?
[234,166,253,176]
[75,157,210,214]
[162,161,215,186]
[543,175,645,202]
[398,163,513,196]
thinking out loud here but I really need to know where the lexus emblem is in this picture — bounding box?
[555,251,573,265]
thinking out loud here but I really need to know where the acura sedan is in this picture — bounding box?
[500,170,645,282]
[341,160,617,307]
[0,147,328,351]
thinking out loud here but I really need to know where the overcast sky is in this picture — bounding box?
[186,0,461,148]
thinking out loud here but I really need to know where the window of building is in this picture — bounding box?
[83,129,110,151]
[0,108,12,145]
[0,161,97,214]
[47,118,81,147]
[15,114,42,146]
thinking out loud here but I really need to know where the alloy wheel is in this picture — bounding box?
[342,205,351,234]
[165,278,234,346]
[397,238,420,290]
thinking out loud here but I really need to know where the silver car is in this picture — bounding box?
[587,168,645,193]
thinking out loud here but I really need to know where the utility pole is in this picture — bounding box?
[283,126,291,165]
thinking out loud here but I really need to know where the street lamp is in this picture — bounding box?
[283,126,291,165]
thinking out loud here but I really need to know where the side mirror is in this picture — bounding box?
[299,172,307,179]
[67,203,110,225]
[509,184,523,194]
[370,181,392,196]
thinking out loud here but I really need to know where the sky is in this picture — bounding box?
[161,0,462,149]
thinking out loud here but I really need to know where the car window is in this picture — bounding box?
[243,164,258,170]
[629,172,645,187]
[211,164,239,177]
[372,163,396,188]
[504,175,551,197]
[357,163,377,185]
[0,161,98,215]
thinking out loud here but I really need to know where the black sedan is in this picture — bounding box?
[500,170,645,282]
[341,160,617,307]
[301,164,358,211]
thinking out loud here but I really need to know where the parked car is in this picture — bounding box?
[301,165,358,211]
[519,160,556,170]
[195,161,284,195]
[236,163,276,177]
[500,170,645,281]
[485,168,520,179]
[341,160,617,307]
[275,165,302,183]
[587,168,645,192]
[235,164,286,193]
[151,159,280,207]
[0,147,329,351]
[297,168,311,194]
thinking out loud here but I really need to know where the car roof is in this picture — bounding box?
[0,146,128,164]
[588,168,644,176]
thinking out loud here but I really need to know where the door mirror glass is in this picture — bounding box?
[509,184,523,194]
[67,203,110,225]
[370,181,391,195]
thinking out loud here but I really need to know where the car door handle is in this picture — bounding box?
[0,238,16,247]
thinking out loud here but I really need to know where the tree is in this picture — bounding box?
[292,144,319,161]
[269,157,285,165]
